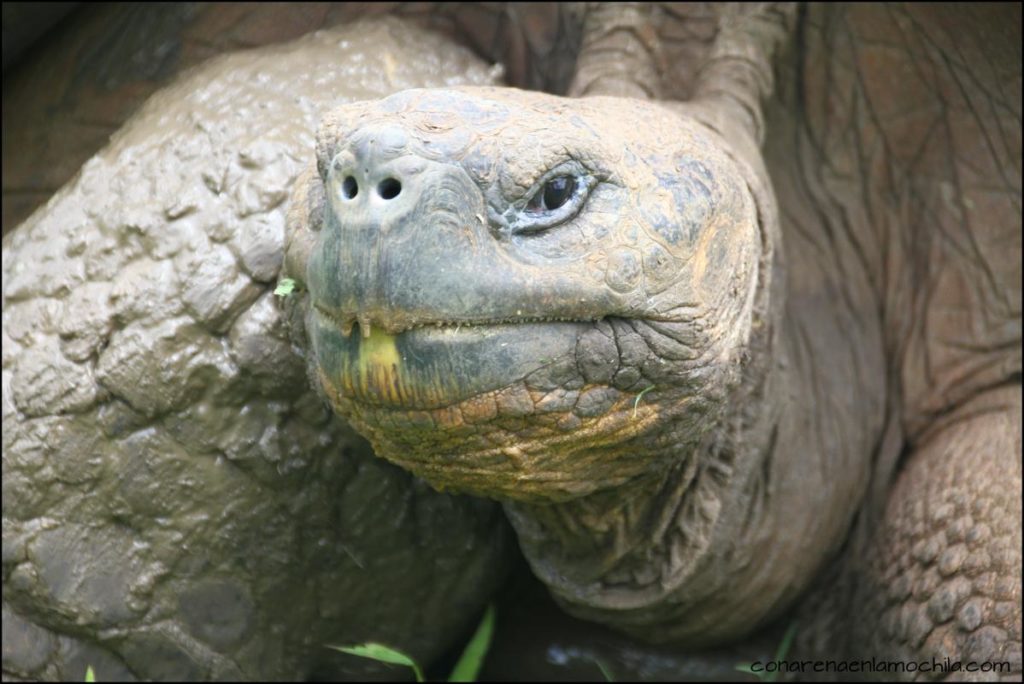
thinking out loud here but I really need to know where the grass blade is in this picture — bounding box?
[632,386,655,419]
[328,643,425,682]
[734,663,759,679]
[448,605,495,682]
[734,621,798,682]
[85,666,96,683]
[763,621,798,683]
[593,657,615,682]
[773,622,797,662]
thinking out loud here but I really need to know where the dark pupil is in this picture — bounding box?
[540,176,575,211]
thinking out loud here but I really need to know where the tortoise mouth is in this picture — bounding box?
[309,304,593,410]
[312,302,600,337]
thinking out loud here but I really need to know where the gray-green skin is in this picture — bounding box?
[2,20,512,682]
[2,3,1021,682]
[283,1,1022,677]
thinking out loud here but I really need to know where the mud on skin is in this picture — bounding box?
[2,19,512,682]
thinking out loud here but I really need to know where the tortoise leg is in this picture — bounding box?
[853,386,1022,679]
[568,2,663,98]
[568,2,798,116]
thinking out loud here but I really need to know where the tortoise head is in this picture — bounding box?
[284,87,772,503]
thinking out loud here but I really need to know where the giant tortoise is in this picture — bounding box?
[3,3,1020,681]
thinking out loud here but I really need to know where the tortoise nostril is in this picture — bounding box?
[378,178,401,200]
[342,176,358,199]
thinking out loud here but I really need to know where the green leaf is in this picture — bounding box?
[328,643,425,682]
[448,605,495,682]
[274,278,297,297]
[85,666,96,683]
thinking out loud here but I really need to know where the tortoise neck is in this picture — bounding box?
[501,247,879,646]
[501,319,788,645]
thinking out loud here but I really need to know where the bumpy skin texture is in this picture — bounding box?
[853,388,1021,677]
[2,20,511,681]
[2,2,585,232]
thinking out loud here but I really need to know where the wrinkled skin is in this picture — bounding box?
[284,87,792,648]
[284,85,843,648]
[291,91,763,503]
[3,3,1021,682]
[768,5,1021,674]
[284,1,1022,676]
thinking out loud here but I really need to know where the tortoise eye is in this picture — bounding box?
[508,165,595,235]
[527,176,576,212]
